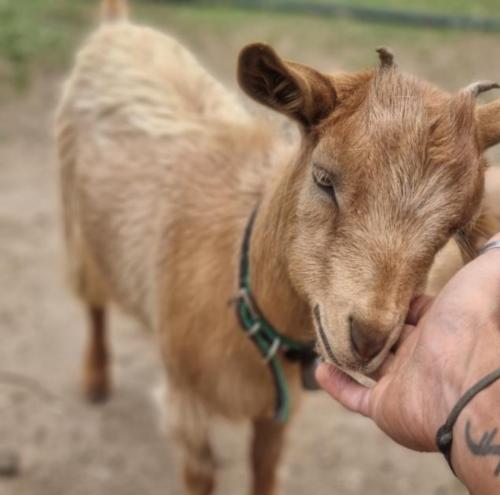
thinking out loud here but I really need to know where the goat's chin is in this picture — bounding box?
[342,365,378,388]
[318,351,379,388]
[320,344,391,380]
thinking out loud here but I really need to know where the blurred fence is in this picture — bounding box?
[165,0,500,32]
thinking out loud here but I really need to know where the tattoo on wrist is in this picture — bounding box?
[465,420,500,476]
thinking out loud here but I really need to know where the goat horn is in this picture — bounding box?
[465,81,500,96]
[376,47,394,68]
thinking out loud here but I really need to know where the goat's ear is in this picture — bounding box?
[237,43,336,128]
[477,99,500,149]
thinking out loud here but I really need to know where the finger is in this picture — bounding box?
[406,295,433,325]
[316,363,371,417]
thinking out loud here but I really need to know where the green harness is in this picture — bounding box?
[235,208,316,422]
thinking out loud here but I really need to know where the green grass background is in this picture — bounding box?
[0,0,499,90]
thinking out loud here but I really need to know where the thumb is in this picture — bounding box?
[316,363,372,417]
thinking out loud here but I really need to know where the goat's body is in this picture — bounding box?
[57,20,302,423]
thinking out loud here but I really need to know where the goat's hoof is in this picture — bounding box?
[83,372,111,404]
[85,386,110,404]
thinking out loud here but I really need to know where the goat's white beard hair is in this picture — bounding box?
[336,365,377,388]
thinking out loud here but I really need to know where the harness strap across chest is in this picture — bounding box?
[234,208,316,422]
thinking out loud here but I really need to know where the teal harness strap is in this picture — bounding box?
[235,208,316,422]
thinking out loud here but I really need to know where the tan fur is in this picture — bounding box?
[56,3,500,494]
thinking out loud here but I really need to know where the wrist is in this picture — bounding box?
[451,378,500,493]
[433,324,500,470]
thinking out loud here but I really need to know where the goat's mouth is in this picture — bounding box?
[312,304,395,374]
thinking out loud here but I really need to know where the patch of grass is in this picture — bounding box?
[0,0,89,89]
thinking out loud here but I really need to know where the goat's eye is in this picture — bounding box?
[313,166,337,203]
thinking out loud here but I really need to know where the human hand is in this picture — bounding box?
[316,233,500,452]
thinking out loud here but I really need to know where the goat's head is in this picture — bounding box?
[238,44,500,374]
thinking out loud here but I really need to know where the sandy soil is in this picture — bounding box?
[0,70,472,495]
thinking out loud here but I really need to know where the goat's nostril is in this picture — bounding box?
[350,317,387,363]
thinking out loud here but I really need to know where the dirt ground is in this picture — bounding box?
[3,20,499,494]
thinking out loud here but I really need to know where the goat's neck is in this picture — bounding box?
[248,148,311,342]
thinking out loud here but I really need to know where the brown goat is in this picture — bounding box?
[56,1,500,493]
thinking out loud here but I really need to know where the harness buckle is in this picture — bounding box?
[264,338,281,363]
[247,322,261,337]
[238,287,259,320]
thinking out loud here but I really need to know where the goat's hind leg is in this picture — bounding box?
[83,303,110,402]
[70,252,111,403]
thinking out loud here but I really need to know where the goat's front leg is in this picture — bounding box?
[167,386,216,495]
[182,437,215,495]
[250,418,287,495]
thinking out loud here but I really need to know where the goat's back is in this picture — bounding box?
[56,20,278,327]
[59,21,249,134]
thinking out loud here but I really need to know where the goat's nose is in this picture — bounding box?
[349,317,388,363]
